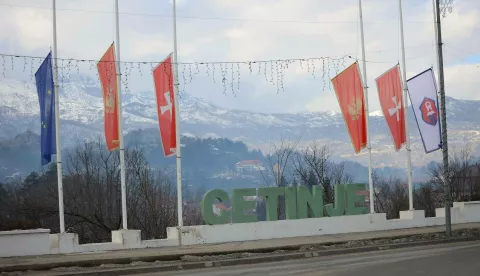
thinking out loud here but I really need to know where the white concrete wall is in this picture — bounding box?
[168,202,480,246]
[2,201,480,258]
[48,230,178,255]
[169,213,443,246]
[0,229,51,257]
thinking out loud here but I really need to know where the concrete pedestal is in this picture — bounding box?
[50,232,79,254]
[112,229,142,249]
[0,229,51,257]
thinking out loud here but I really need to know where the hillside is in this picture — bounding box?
[1,76,479,171]
[0,130,263,183]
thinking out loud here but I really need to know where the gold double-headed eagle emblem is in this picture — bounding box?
[348,98,363,121]
[104,86,116,114]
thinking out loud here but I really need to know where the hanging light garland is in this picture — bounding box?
[440,0,454,18]
[0,53,355,96]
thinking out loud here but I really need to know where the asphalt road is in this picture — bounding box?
[138,241,480,276]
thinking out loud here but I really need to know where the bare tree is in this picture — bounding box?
[257,136,300,220]
[372,171,408,219]
[128,166,177,240]
[293,142,330,189]
[414,182,443,217]
[260,136,300,187]
[6,137,180,243]
[293,142,354,204]
[428,145,479,202]
[182,183,205,226]
[0,175,42,231]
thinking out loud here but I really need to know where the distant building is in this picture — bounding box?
[236,160,265,173]
[212,202,231,216]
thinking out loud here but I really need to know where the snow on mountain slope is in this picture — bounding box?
[0,76,343,137]
[1,76,480,168]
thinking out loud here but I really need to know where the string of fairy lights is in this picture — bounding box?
[0,53,355,96]
[0,0,458,96]
[440,0,455,18]
[0,35,449,98]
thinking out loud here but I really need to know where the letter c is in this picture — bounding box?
[201,189,231,225]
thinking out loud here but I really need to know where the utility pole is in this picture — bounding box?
[434,0,452,236]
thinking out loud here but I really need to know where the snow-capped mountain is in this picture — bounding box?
[1,76,479,168]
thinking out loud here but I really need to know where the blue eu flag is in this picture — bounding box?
[35,52,56,166]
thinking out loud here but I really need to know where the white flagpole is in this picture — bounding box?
[398,0,414,211]
[172,0,183,228]
[358,0,375,213]
[114,0,128,230]
[52,0,65,233]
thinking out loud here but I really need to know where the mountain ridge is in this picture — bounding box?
[0,130,431,184]
[1,76,479,169]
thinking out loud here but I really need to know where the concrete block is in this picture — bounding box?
[454,201,480,209]
[50,233,79,254]
[112,229,142,249]
[76,242,124,253]
[400,210,425,220]
[142,238,178,248]
[167,227,180,240]
[452,202,480,224]
[435,207,446,218]
[0,229,51,257]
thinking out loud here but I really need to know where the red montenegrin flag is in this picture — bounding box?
[153,54,177,157]
[331,62,367,154]
[97,43,119,151]
[375,65,406,151]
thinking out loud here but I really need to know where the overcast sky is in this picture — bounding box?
[0,0,478,114]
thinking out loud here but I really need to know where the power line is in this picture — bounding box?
[0,3,431,24]
[443,48,480,68]
[444,43,480,63]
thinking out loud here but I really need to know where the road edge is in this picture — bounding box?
[30,235,480,276]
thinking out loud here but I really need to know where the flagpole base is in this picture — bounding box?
[112,229,142,249]
[50,233,78,254]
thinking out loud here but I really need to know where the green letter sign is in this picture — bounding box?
[296,186,324,219]
[325,184,346,216]
[200,184,368,225]
[201,189,231,225]
[258,187,285,221]
[232,188,258,223]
